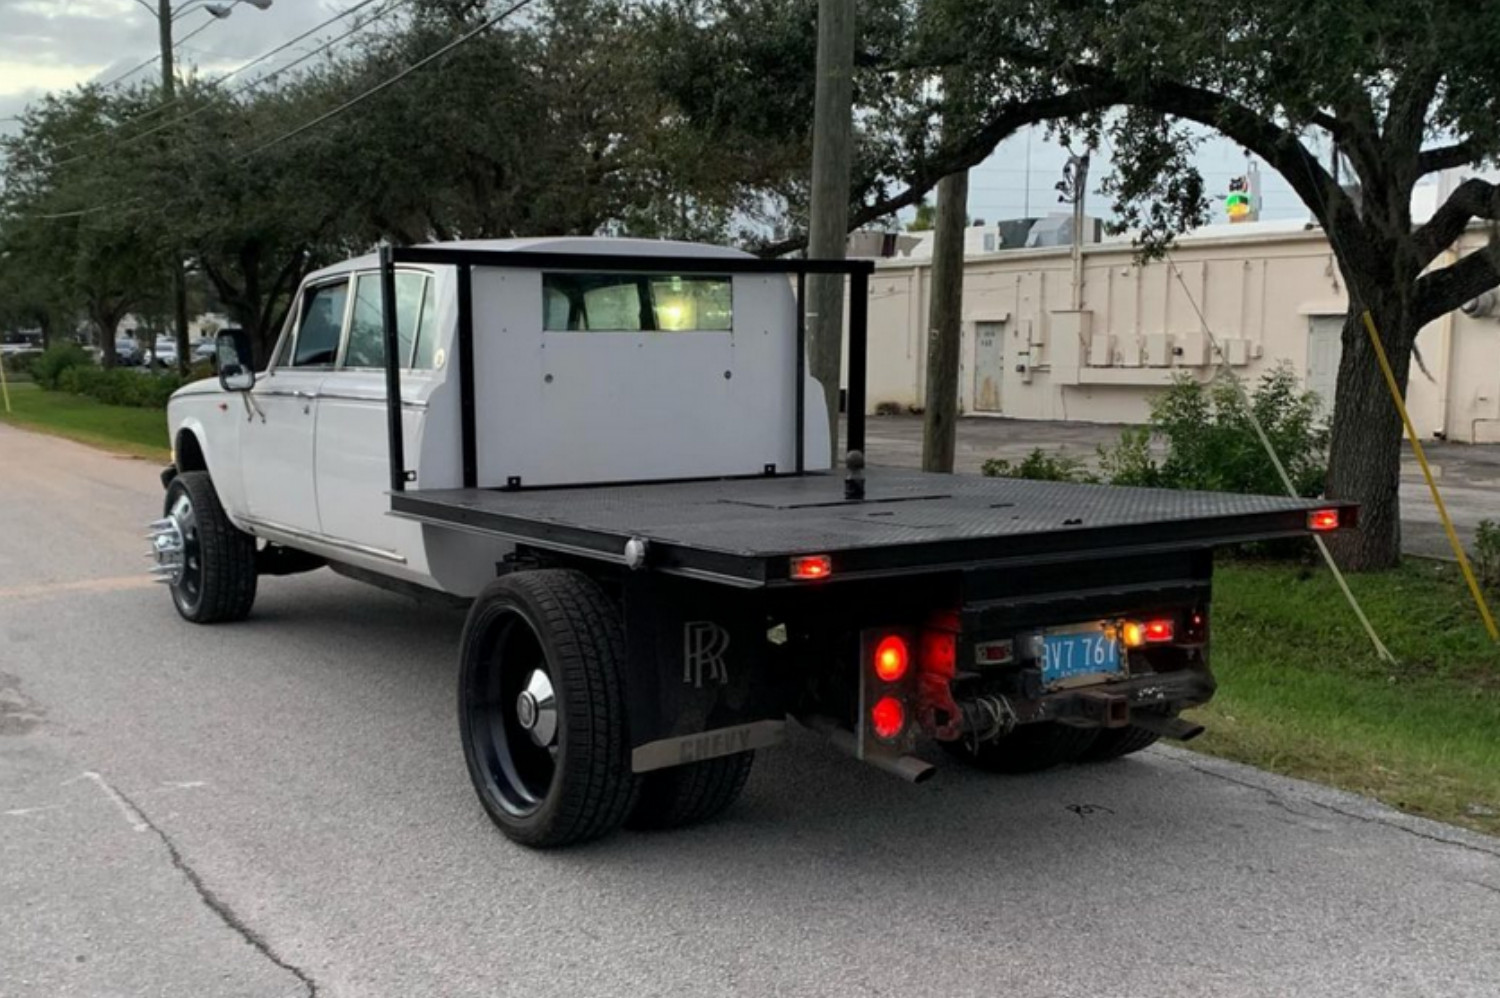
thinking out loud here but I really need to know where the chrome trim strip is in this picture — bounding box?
[238,516,408,564]
[632,720,786,773]
[315,392,429,410]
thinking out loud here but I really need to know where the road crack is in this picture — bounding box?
[1161,752,1500,859]
[95,777,318,997]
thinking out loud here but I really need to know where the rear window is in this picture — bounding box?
[542,273,732,332]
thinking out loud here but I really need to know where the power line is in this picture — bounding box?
[52,0,398,158]
[9,0,540,221]
[241,0,542,158]
[47,0,407,168]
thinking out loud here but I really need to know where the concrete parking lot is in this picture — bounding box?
[3,422,1499,998]
[860,414,1499,560]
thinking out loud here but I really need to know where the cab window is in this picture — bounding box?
[542,273,732,332]
[345,272,431,369]
[292,281,349,367]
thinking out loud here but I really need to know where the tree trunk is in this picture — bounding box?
[94,311,120,369]
[921,168,969,472]
[1324,298,1414,570]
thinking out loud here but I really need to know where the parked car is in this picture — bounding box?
[1,330,43,355]
[115,337,145,366]
[146,335,179,369]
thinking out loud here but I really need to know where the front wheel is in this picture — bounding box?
[457,570,637,848]
[157,471,257,623]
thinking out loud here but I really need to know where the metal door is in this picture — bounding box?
[1306,315,1344,419]
[973,320,1006,413]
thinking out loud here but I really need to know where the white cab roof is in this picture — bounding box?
[306,237,754,284]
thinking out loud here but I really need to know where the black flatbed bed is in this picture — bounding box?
[392,467,1350,588]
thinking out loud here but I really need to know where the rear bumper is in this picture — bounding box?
[961,666,1215,735]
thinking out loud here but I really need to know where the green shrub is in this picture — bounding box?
[982,447,1099,483]
[980,366,1329,503]
[1096,426,1162,487]
[56,365,186,408]
[1142,366,1328,497]
[1475,520,1500,591]
[31,343,93,389]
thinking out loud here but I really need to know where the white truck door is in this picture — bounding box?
[242,278,348,534]
[313,270,438,561]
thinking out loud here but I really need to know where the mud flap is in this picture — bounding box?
[621,576,787,773]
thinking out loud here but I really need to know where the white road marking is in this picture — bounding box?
[5,778,206,822]
[4,804,68,818]
[80,770,148,832]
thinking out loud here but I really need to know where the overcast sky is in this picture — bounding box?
[0,0,1319,226]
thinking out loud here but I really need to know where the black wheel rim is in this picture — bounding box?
[168,493,204,615]
[467,612,559,818]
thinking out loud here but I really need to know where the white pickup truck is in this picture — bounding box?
[152,237,1356,848]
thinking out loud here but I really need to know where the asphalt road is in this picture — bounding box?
[3,422,1499,998]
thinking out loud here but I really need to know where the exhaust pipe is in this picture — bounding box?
[798,715,937,784]
[1130,713,1205,742]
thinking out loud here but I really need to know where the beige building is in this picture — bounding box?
[857,217,1500,443]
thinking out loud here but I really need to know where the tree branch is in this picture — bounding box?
[1418,142,1476,177]
[1413,177,1500,267]
[1414,236,1500,325]
[756,84,1125,258]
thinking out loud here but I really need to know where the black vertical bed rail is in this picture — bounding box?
[844,268,869,499]
[456,264,478,488]
[379,245,406,493]
[794,271,807,475]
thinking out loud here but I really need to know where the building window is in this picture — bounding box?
[542,273,732,332]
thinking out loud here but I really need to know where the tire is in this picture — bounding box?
[626,752,755,831]
[163,471,257,624]
[942,721,1099,774]
[1080,725,1161,762]
[457,570,637,848]
[1080,709,1167,762]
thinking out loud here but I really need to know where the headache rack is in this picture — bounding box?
[375,244,877,497]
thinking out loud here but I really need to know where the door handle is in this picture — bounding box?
[293,390,318,400]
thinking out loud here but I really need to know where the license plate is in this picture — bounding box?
[1041,626,1122,686]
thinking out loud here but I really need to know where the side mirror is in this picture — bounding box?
[216,330,255,392]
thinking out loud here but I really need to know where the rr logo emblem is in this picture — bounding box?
[683,621,731,687]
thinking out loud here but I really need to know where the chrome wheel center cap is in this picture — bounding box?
[515,669,558,747]
[516,692,538,730]
[146,501,189,587]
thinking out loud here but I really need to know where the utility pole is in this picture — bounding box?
[1064,149,1089,310]
[159,0,191,376]
[805,0,856,463]
[920,168,970,472]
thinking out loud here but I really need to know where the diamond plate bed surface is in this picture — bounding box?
[395,467,1331,558]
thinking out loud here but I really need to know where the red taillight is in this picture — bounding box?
[1308,508,1341,532]
[874,635,910,682]
[790,554,832,580]
[871,696,905,739]
[1144,619,1175,643]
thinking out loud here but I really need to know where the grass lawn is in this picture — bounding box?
[1191,559,1500,835]
[0,381,170,460]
